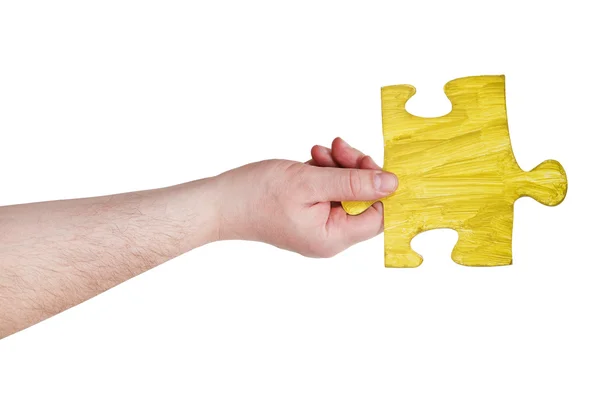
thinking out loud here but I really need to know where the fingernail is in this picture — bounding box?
[374,172,398,193]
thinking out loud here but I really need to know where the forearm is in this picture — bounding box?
[0,177,220,338]
[0,138,391,338]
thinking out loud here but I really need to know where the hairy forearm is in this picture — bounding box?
[0,178,219,338]
[0,140,392,339]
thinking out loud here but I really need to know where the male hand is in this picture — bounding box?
[0,137,398,337]
[214,138,398,257]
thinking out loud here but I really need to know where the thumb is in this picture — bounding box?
[309,166,398,201]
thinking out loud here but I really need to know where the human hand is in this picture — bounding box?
[212,138,398,257]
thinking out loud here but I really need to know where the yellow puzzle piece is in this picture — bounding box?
[342,75,567,267]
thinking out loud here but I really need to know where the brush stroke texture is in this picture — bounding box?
[342,75,567,267]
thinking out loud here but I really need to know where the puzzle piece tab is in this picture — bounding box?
[342,75,567,267]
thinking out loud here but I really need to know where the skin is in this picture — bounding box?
[0,138,398,338]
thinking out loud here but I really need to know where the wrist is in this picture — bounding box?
[164,176,223,249]
[207,167,256,243]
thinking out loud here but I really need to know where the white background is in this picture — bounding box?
[0,1,598,399]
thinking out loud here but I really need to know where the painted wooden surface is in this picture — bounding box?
[342,75,567,267]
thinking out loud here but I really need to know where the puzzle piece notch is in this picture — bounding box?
[341,75,568,268]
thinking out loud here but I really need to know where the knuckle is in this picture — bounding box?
[317,240,341,258]
[303,240,339,258]
[287,165,314,195]
[321,247,339,258]
[347,169,362,198]
[296,173,316,197]
[314,246,337,258]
